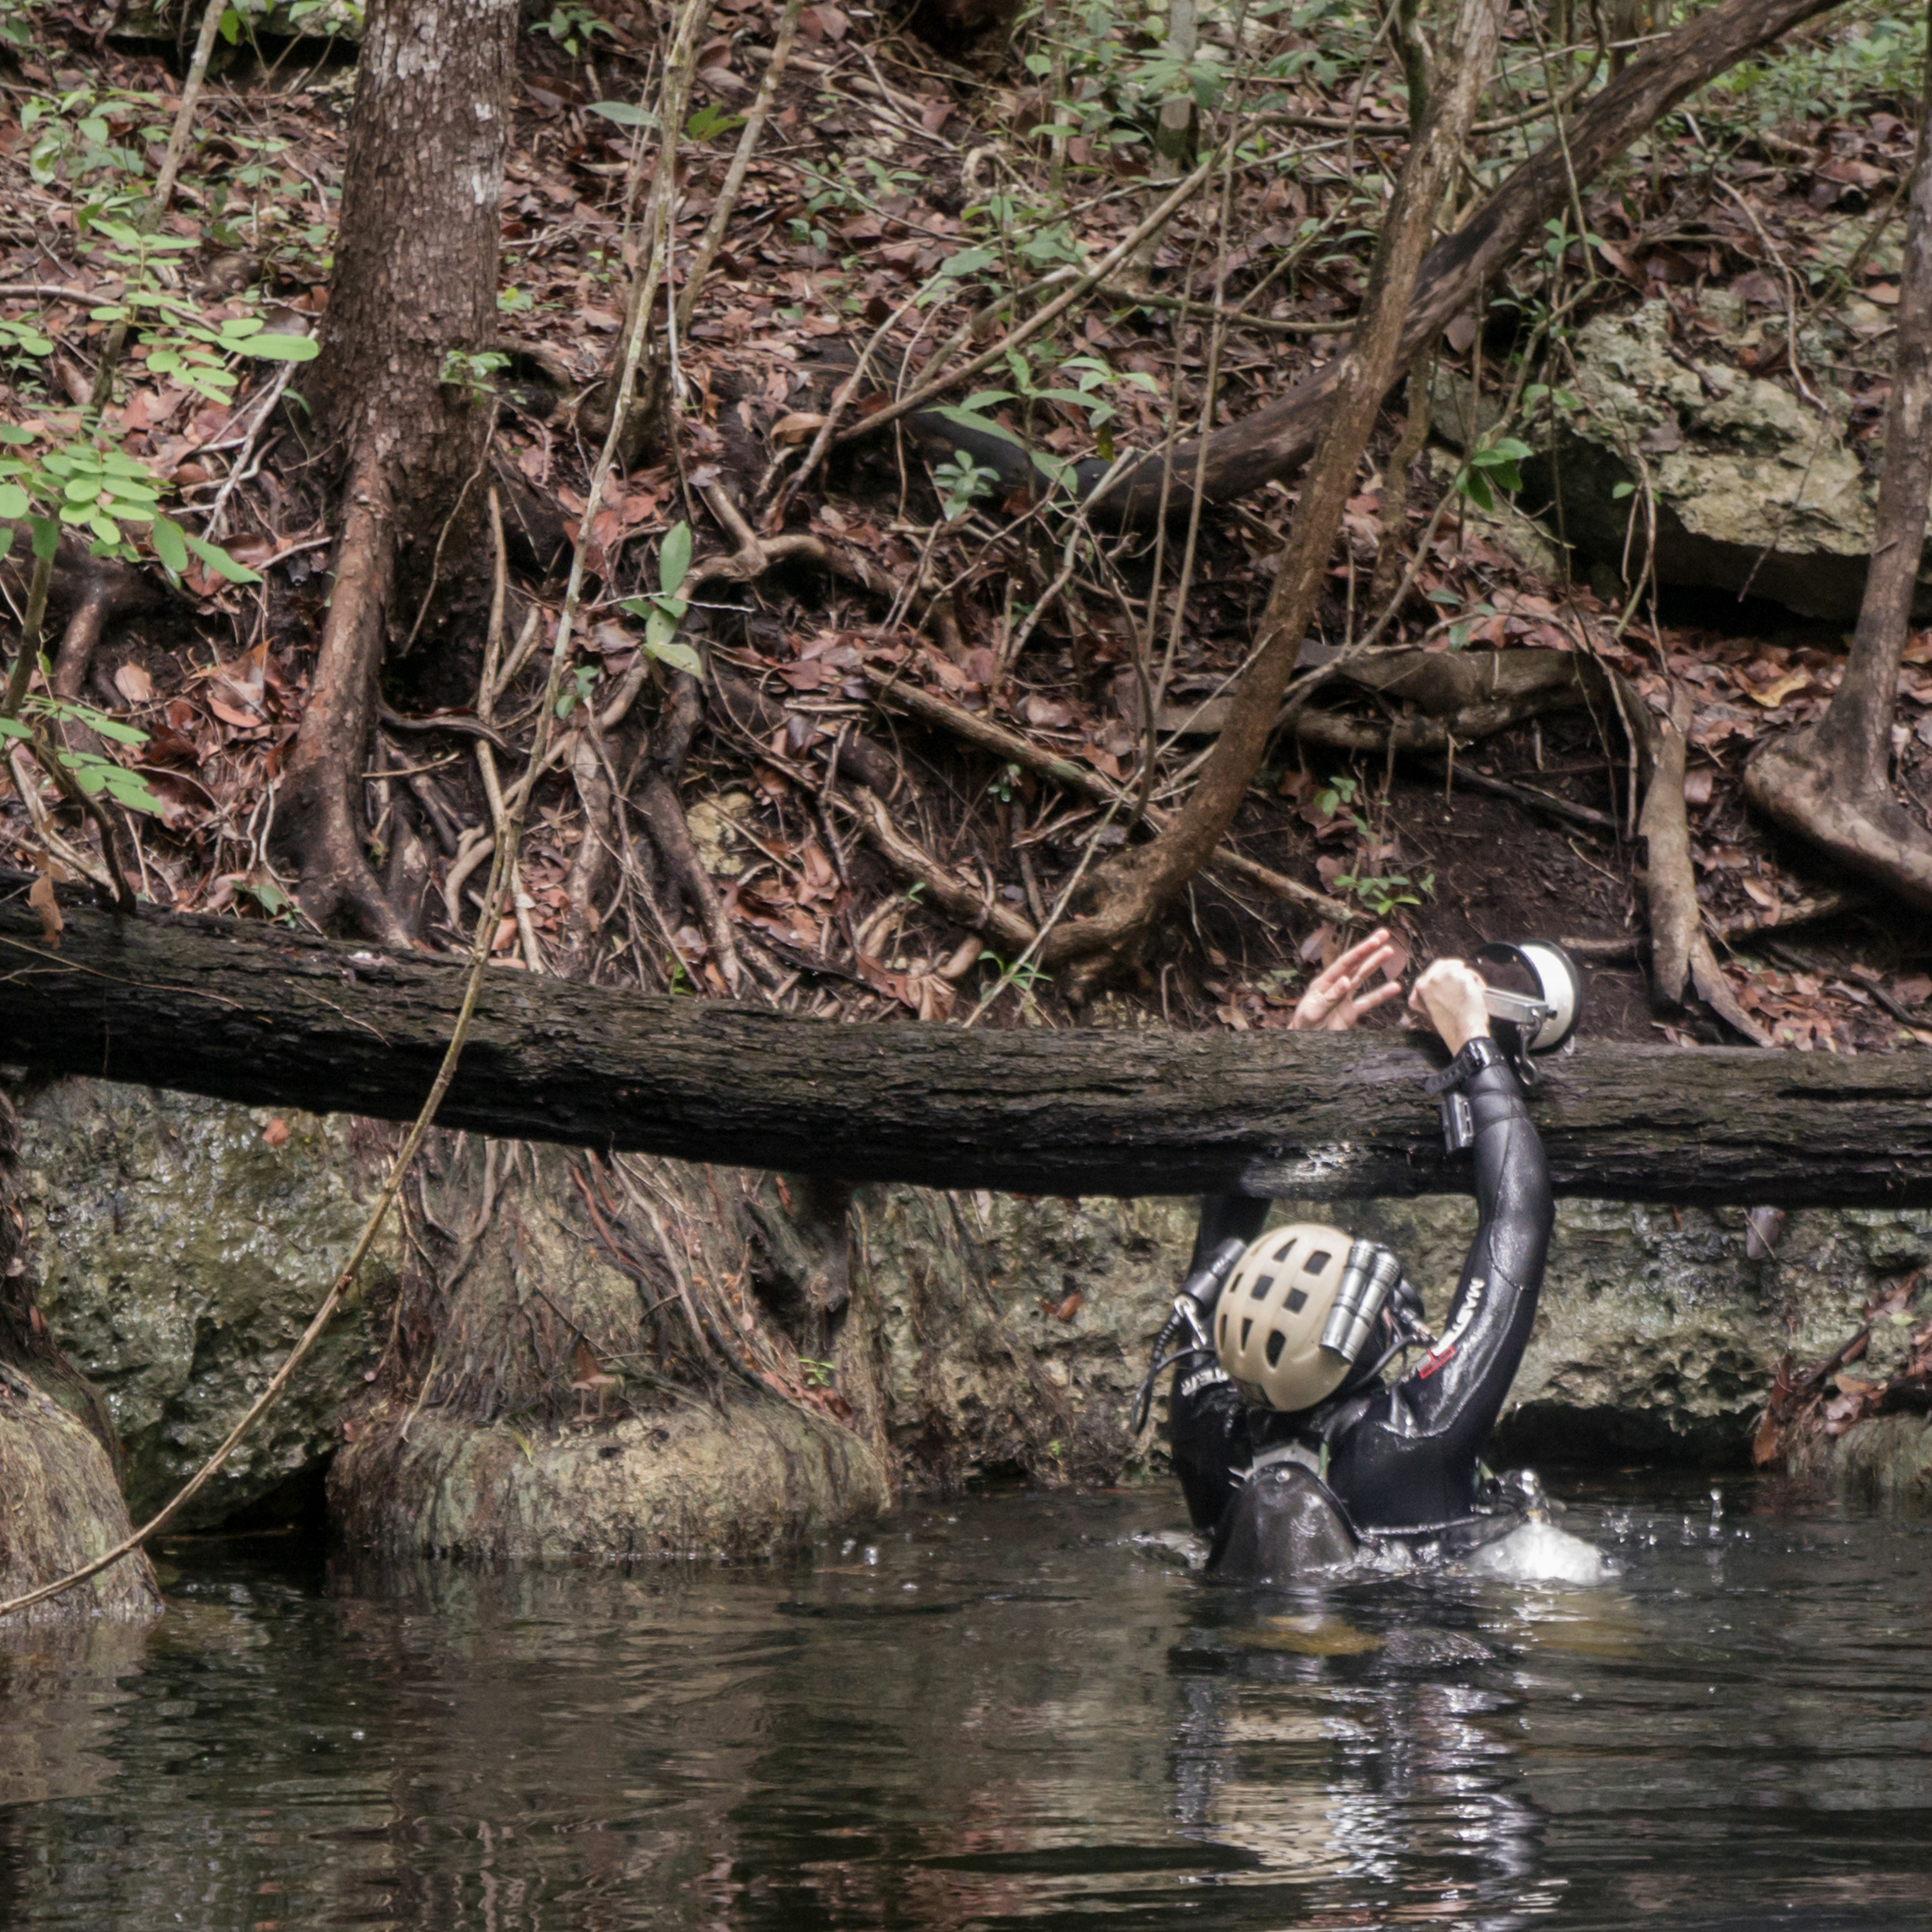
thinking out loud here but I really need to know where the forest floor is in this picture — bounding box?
[8,0,1932,1057]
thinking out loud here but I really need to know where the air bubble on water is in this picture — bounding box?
[1463,1521,1612,1586]
[863,1546,879,1565]
[841,1538,855,1556]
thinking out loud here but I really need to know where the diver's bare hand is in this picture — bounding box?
[1291,927,1405,1031]
[1407,958,1491,1053]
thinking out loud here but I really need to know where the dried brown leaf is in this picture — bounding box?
[28,874,62,948]
[113,662,154,705]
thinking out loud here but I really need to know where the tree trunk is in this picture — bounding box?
[277,0,519,939]
[1088,0,1846,523]
[8,880,1932,1206]
[1744,6,1932,906]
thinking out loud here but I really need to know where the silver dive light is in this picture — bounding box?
[1472,939,1583,1086]
[1319,1239,1403,1367]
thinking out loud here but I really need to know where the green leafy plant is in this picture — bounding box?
[1451,433,1533,514]
[1332,868,1434,918]
[0,684,165,818]
[1703,2,1922,132]
[0,315,55,379]
[686,102,745,143]
[978,948,1051,995]
[928,345,1158,481]
[933,448,1002,522]
[19,85,168,195]
[0,424,257,584]
[534,0,616,56]
[588,99,654,129]
[986,761,1023,805]
[618,520,705,679]
[81,223,318,406]
[1311,772,1367,831]
[799,1358,836,1389]
[555,664,600,718]
[439,347,510,396]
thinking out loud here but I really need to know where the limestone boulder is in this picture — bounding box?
[18,1081,388,1527]
[1441,297,1917,622]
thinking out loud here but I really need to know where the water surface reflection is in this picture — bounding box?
[2,1477,1928,1930]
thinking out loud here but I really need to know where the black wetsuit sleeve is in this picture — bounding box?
[1167,1359,1255,1532]
[1164,1196,1272,1530]
[1325,1059,1553,1532]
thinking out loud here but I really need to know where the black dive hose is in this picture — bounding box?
[1130,1235,1247,1434]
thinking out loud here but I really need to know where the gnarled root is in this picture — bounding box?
[634,668,743,995]
[1744,728,1932,912]
[51,581,116,703]
[561,728,615,979]
[273,455,416,948]
[849,786,1038,956]
[1642,686,1769,1045]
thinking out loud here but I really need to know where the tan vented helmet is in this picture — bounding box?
[1214,1223,1370,1413]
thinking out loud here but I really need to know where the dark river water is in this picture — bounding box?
[2,1474,1929,1931]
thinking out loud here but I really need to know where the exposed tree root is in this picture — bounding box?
[50,581,115,702]
[848,786,1039,955]
[1640,686,1770,1044]
[0,531,156,704]
[639,767,744,994]
[562,727,615,979]
[860,664,1353,923]
[274,455,414,946]
[1367,367,1434,614]
[1745,739,1932,910]
[1423,756,1619,835]
[1562,889,1867,963]
[633,664,744,995]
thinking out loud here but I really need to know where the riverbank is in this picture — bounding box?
[7,1075,1928,1574]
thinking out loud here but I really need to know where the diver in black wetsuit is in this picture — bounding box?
[1152,940,1555,1578]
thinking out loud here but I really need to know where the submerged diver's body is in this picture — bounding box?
[1162,949,1555,1571]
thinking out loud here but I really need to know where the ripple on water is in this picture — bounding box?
[1,1477,1929,1930]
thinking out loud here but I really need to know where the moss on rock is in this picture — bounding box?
[18,1080,386,1527]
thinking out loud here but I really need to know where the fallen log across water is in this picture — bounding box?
[3,877,1932,1205]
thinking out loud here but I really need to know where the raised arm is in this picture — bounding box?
[1326,961,1554,1531]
